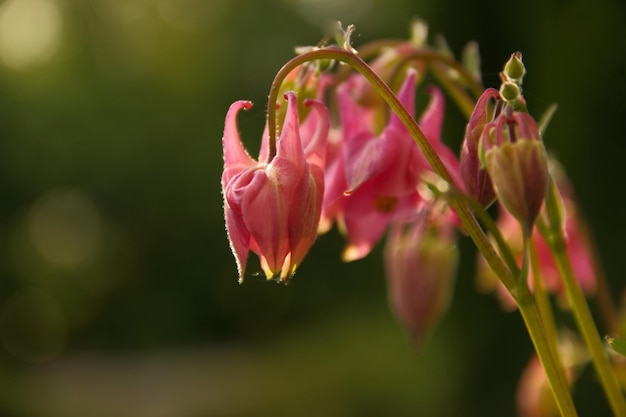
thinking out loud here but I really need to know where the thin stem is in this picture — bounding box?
[529,237,563,373]
[517,289,579,417]
[267,47,577,416]
[537,217,626,416]
[448,191,519,275]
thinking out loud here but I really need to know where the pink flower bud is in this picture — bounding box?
[459,88,500,207]
[482,111,549,226]
[384,207,459,345]
[221,92,329,282]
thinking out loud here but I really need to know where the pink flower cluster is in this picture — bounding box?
[220,38,596,342]
[222,43,461,284]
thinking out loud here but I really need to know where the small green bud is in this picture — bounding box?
[499,81,521,102]
[504,51,525,82]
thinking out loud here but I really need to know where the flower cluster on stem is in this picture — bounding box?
[220,21,626,417]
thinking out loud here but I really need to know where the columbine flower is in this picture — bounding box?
[384,203,458,345]
[321,67,462,261]
[221,91,329,282]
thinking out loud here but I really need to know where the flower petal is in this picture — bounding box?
[222,101,257,186]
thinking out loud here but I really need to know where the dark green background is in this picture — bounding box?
[0,0,624,415]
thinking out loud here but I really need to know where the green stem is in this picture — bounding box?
[267,46,577,416]
[449,191,519,275]
[529,237,563,374]
[537,215,626,416]
[517,288,578,417]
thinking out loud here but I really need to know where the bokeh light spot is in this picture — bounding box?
[0,0,62,70]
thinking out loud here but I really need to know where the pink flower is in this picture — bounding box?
[384,205,459,345]
[323,68,462,261]
[221,92,329,282]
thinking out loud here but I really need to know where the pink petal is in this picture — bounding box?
[224,203,250,283]
[368,127,422,196]
[240,169,290,277]
[222,101,257,186]
[418,86,444,146]
[337,79,376,141]
[276,92,305,168]
[301,98,329,172]
[340,182,395,261]
[343,131,396,193]
[287,166,324,276]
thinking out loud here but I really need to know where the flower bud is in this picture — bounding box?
[504,51,526,83]
[482,111,549,226]
[499,81,521,102]
[459,88,500,207]
[384,208,458,346]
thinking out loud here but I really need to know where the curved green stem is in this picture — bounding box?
[538,184,626,416]
[267,46,577,416]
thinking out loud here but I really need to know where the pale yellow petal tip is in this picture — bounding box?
[318,218,332,235]
[341,245,365,262]
[283,263,298,282]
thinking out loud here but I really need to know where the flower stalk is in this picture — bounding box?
[539,182,626,416]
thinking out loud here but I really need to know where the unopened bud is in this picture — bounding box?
[384,209,458,346]
[500,81,521,102]
[504,52,526,83]
[459,88,500,207]
[482,112,549,226]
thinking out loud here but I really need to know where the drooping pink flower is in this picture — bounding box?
[221,91,329,282]
[322,67,462,261]
[384,204,459,345]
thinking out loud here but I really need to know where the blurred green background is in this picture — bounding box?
[0,0,624,416]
